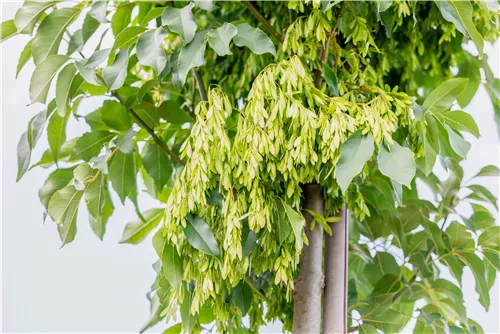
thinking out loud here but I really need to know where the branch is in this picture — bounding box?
[192,68,208,102]
[314,29,334,89]
[110,91,185,166]
[241,1,280,41]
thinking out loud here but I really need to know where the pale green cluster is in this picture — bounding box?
[283,8,332,59]
[159,55,416,328]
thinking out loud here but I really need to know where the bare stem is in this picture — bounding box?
[241,1,280,41]
[111,91,185,166]
[192,68,208,102]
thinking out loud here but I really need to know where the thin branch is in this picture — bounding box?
[192,68,208,102]
[314,29,334,89]
[110,91,185,166]
[241,1,280,41]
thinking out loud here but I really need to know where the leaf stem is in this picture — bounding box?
[241,1,280,41]
[110,91,185,166]
[192,68,208,102]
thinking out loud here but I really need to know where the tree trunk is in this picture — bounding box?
[322,207,349,334]
[293,183,325,334]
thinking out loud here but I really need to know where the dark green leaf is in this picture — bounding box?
[141,142,173,192]
[232,282,253,316]
[55,63,77,116]
[458,252,490,310]
[103,48,129,90]
[180,283,198,333]
[85,172,113,239]
[421,78,467,113]
[184,214,220,256]
[111,3,132,36]
[442,110,479,138]
[47,111,69,163]
[467,184,498,209]
[39,167,76,209]
[112,26,147,51]
[152,230,183,287]
[108,150,137,204]
[159,100,192,124]
[177,31,207,85]
[100,100,132,131]
[324,63,338,96]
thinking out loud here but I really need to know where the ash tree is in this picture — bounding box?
[2,0,500,333]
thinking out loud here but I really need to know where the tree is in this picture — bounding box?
[2,0,500,333]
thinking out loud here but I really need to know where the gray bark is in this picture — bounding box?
[322,207,349,334]
[293,183,325,334]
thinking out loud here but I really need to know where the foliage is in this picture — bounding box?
[2,0,500,333]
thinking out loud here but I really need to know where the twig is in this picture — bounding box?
[192,68,208,102]
[314,29,334,89]
[241,1,280,41]
[110,91,185,165]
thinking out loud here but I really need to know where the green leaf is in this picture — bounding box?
[445,221,472,248]
[17,109,48,181]
[180,283,198,333]
[14,1,55,34]
[29,54,68,104]
[141,142,173,192]
[67,29,83,56]
[467,184,497,209]
[47,111,69,163]
[111,3,132,36]
[232,282,253,316]
[458,252,490,310]
[152,230,183,287]
[32,7,81,65]
[377,141,416,188]
[416,135,437,176]
[377,0,393,12]
[478,225,499,249]
[335,130,374,192]
[136,28,168,73]
[177,32,207,85]
[241,220,258,259]
[120,208,164,244]
[159,100,192,125]
[275,198,292,244]
[421,78,468,112]
[207,23,237,56]
[112,26,147,51]
[141,7,164,26]
[457,53,481,108]
[279,198,306,250]
[324,63,339,96]
[438,1,484,58]
[82,13,99,43]
[184,214,220,256]
[48,185,84,246]
[194,0,214,11]
[39,167,76,209]
[115,129,135,154]
[163,323,182,334]
[103,48,129,90]
[55,63,78,116]
[100,100,132,131]
[108,150,137,204]
[1,20,16,42]
[161,3,197,45]
[233,23,276,56]
[473,165,500,178]
[90,1,107,23]
[16,39,32,78]
[85,172,114,239]
[71,131,114,162]
[442,110,479,138]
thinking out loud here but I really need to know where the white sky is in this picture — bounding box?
[1,2,499,333]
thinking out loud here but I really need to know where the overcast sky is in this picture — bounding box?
[1,2,499,333]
